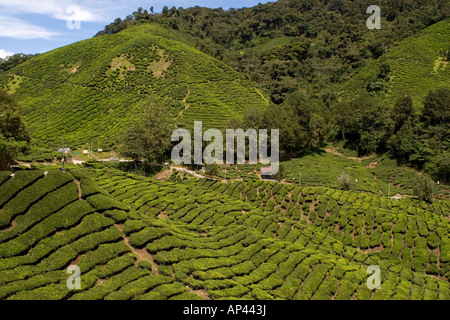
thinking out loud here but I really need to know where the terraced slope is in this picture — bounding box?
[84,167,449,300]
[0,170,201,300]
[0,167,448,300]
[171,173,449,278]
[339,19,450,109]
[0,24,269,148]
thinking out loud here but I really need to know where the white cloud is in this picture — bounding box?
[0,0,107,22]
[0,48,14,59]
[0,16,59,39]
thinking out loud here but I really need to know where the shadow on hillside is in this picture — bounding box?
[281,147,326,161]
[101,161,165,177]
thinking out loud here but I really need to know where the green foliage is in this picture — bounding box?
[120,103,172,163]
[340,19,450,109]
[0,0,449,301]
[337,94,389,155]
[413,174,437,203]
[0,54,37,72]
[205,163,220,178]
[0,24,268,149]
[0,89,30,170]
[97,1,449,106]
[337,172,352,191]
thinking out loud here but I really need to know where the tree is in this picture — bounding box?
[391,95,414,133]
[425,151,450,182]
[421,89,450,127]
[413,174,436,203]
[225,118,242,130]
[0,89,30,170]
[262,103,306,156]
[281,93,331,150]
[377,62,391,80]
[243,106,262,130]
[435,151,450,182]
[337,172,352,190]
[345,95,389,155]
[308,113,327,148]
[120,104,172,165]
[0,53,36,72]
[388,121,416,161]
[333,102,352,140]
[205,163,219,178]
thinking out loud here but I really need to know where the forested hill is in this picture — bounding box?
[96,0,450,104]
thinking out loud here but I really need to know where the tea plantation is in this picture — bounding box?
[339,18,450,108]
[1,165,447,300]
[0,23,268,148]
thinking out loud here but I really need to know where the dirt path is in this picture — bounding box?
[324,146,373,163]
[73,179,83,199]
[115,224,159,274]
[171,166,206,179]
[175,89,191,120]
[156,169,172,181]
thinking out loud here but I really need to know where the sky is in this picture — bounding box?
[0,0,273,58]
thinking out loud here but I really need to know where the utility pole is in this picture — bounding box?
[61,137,65,172]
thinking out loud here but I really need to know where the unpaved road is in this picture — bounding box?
[171,166,206,179]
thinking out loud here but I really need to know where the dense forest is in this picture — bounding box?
[95,0,449,181]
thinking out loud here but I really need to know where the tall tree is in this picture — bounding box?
[120,104,172,164]
[421,89,450,127]
[391,95,414,133]
[243,106,263,130]
[333,102,352,140]
[346,94,389,155]
[413,174,436,203]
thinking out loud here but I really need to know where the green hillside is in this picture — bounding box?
[339,19,450,109]
[0,167,448,300]
[0,24,269,149]
[0,0,449,302]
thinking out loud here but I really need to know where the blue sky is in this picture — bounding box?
[0,0,273,58]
